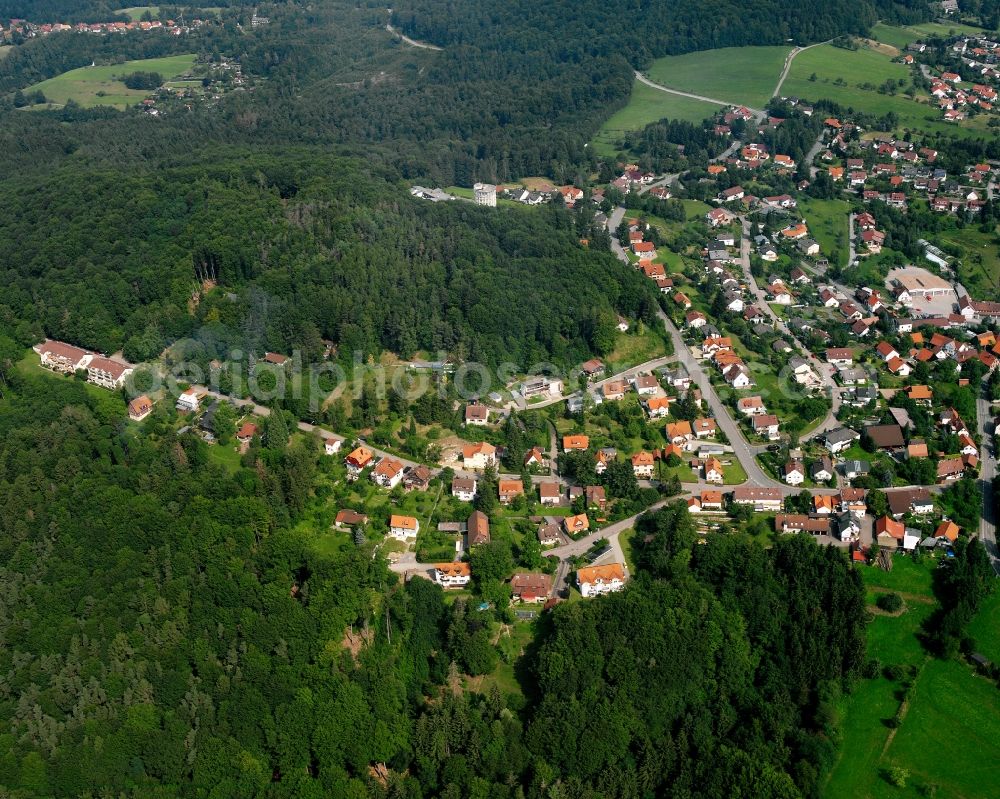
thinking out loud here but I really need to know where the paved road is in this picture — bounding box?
[804,130,826,179]
[975,387,1000,573]
[734,218,840,443]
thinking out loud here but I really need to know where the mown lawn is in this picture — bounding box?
[26,53,197,109]
[645,45,792,109]
[592,80,722,156]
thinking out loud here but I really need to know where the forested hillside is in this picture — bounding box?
[0,0,920,185]
[0,365,867,797]
[0,153,651,367]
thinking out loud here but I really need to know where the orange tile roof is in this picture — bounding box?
[563,434,590,450]
[577,563,624,584]
[389,514,418,530]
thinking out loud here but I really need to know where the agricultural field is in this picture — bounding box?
[646,45,792,109]
[781,41,984,139]
[25,53,197,109]
[592,80,722,156]
[825,556,1000,799]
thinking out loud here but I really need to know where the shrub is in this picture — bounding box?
[876,592,903,613]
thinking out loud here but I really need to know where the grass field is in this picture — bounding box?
[934,222,1000,298]
[826,557,1000,798]
[120,5,160,20]
[0,45,12,60]
[646,45,791,109]
[26,53,196,109]
[798,197,851,266]
[592,80,722,156]
[781,41,984,139]
[965,587,1000,664]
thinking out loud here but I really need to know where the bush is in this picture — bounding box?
[876,592,903,613]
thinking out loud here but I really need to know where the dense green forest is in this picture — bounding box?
[0,153,654,367]
[0,363,868,797]
[0,0,926,185]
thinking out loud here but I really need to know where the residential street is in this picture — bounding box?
[735,217,841,442]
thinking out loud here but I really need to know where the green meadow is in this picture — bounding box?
[592,80,722,156]
[781,41,984,138]
[825,556,1000,799]
[798,197,851,267]
[646,45,792,108]
[25,53,196,109]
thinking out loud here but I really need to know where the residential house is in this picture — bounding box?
[784,460,806,486]
[176,388,201,413]
[433,562,472,588]
[581,358,606,379]
[586,485,607,511]
[886,487,934,517]
[644,396,672,419]
[498,480,524,505]
[810,456,834,483]
[510,573,552,603]
[631,451,655,478]
[704,456,724,484]
[937,457,966,483]
[523,447,545,468]
[537,523,562,546]
[462,442,497,470]
[602,380,627,401]
[633,374,659,395]
[738,396,767,416]
[128,395,153,421]
[934,520,960,543]
[875,515,905,549]
[751,414,781,440]
[841,459,870,480]
[577,563,626,597]
[825,427,860,454]
[452,476,478,501]
[324,438,342,456]
[388,514,420,541]
[864,424,905,451]
[345,445,374,479]
[693,417,718,438]
[826,348,855,367]
[465,403,491,426]
[666,420,694,445]
[564,513,590,535]
[538,482,562,506]
[334,509,369,529]
[731,487,783,512]
[371,457,405,489]
[465,510,490,546]
[236,421,259,444]
[774,515,831,535]
[563,434,590,452]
